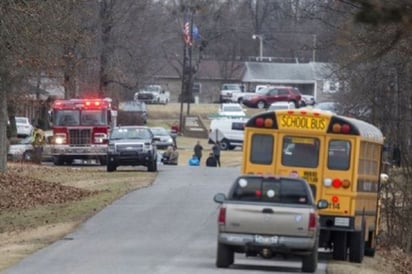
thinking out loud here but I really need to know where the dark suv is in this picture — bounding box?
[242,86,302,109]
[106,126,158,172]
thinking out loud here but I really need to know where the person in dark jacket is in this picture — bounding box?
[193,140,203,162]
[212,142,221,167]
[206,152,217,167]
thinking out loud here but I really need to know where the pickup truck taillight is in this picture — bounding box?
[218,207,226,225]
[308,212,316,230]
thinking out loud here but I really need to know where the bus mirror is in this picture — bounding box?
[317,199,328,209]
[380,173,389,183]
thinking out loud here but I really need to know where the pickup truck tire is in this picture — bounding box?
[257,101,266,109]
[107,163,116,172]
[332,231,348,260]
[216,243,234,268]
[301,240,318,273]
[99,156,107,165]
[53,156,65,166]
[147,157,157,172]
[349,221,365,263]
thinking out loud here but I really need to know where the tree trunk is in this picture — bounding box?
[0,81,8,173]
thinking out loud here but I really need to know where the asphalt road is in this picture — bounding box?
[5,166,327,274]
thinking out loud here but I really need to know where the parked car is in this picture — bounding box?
[218,103,246,118]
[117,101,148,125]
[208,118,247,150]
[242,86,302,109]
[134,85,170,105]
[314,101,339,114]
[106,126,158,172]
[220,83,246,103]
[15,117,34,137]
[213,174,328,272]
[7,130,53,162]
[150,126,174,149]
[267,101,296,111]
[300,94,316,106]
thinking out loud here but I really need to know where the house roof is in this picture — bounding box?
[156,59,245,81]
[156,59,337,84]
[242,62,335,83]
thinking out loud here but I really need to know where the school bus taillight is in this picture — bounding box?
[255,118,264,127]
[332,122,351,134]
[324,178,351,189]
[332,178,342,188]
[331,195,339,204]
[341,179,351,188]
[254,117,275,128]
[264,118,273,127]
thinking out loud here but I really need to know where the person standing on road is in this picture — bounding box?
[170,121,179,148]
[212,142,221,167]
[193,140,203,162]
[31,125,45,164]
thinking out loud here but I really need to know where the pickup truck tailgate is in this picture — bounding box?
[223,203,313,237]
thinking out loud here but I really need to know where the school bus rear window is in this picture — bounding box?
[250,134,273,164]
[281,136,320,168]
[327,140,351,170]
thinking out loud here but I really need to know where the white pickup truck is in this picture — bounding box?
[213,174,328,272]
[230,84,268,104]
[134,85,170,105]
[220,83,245,103]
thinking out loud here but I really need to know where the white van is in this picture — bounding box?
[208,118,247,150]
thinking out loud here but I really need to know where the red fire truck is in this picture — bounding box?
[49,97,116,165]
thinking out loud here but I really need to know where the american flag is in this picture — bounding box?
[183,21,192,46]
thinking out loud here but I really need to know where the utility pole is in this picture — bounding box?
[312,34,317,62]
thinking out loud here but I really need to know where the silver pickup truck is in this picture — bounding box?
[213,175,328,273]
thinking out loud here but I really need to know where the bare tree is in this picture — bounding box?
[0,1,86,172]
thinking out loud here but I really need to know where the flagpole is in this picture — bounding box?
[179,35,186,138]
[186,10,194,115]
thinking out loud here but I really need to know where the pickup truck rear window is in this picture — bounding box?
[229,177,310,205]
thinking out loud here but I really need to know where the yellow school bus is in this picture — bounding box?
[241,108,384,263]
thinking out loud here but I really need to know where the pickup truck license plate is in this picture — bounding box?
[255,235,279,244]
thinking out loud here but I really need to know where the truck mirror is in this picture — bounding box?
[213,193,226,203]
